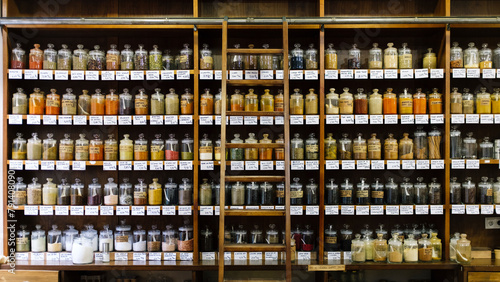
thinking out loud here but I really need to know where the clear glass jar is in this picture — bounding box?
[235,225,247,244]
[162,50,174,70]
[163,88,179,115]
[324,133,337,160]
[371,178,384,205]
[244,44,258,70]
[291,133,304,160]
[43,43,57,70]
[324,225,339,251]
[99,225,113,252]
[463,177,476,204]
[428,178,441,205]
[88,133,103,161]
[132,226,147,252]
[229,133,243,161]
[148,178,162,206]
[199,43,214,70]
[480,137,494,159]
[325,178,339,205]
[274,134,285,160]
[119,178,133,205]
[178,224,194,251]
[27,177,42,205]
[367,88,382,115]
[305,88,318,115]
[163,178,178,205]
[231,181,245,206]
[398,43,412,69]
[404,234,418,262]
[200,226,214,252]
[353,133,367,160]
[250,225,263,244]
[105,44,120,70]
[456,234,471,263]
[450,177,462,204]
[356,178,370,205]
[399,88,413,114]
[340,178,354,205]
[413,127,428,160]
[291,43,304,70]
[450,232,460,261]
[115,220,132,252]
[244,88,258,111]
[388,233,403,263]
[385,177,399,205]
[494,177,500,204]
[259,182,274,205]
[199,178,212,206]
[245,182,259,205]
[399,133,413,160]
[13,177,27,205]
[27,132,42,160]
[134,178,147,205]
[478,176,493,204]
[179,43,193,70]
[351,234,366,262]
[325,43,338,69]
[428,88,443,114]
[463,132,477,159]
[429,233,442,261]
[275,182,284,205]
[45,88,60,115]
[12,87,27,114]
[11,43,26,69]
[305,133,319,160]
[105,89,120,116]
[428,127,442,159]
[181,134,194,160]
[340,225,353,252]
[87,178,102,206]
[412,88,426,114]
[83,225,101,253]
[31,225,46,252]
[373,233,388,262]
[464,42,479,68]
[451,42,463,68]
[60,88,76,115]
[29,87,44,115]
[477,87,492,114]
[305,44,318,70]
[301,225,314,251]
[348,44,361,69]
[400,178,414,205]
[384,133,398,160]
[134,44,148,70]
[450,87,463,114]
[103,178,118,206]
[64,225,79,252]
[257,89,273,113]
[418,234,432,262]
[450,126,462,159]
[71,178,84,205]
[133,133,148,161]
[325,88,339,114]
[305,179,318,205]
[42,178,57,205]
[290,178,303,205]
[88,45,105,70]
[199,133,213,161]
[56,44,71,70]
[75,89,89,115]
[29,44,43,70]
[479,43,493,69]
[492,88,500,114]
[57,178,70,205]
[121,44,134,70]
[118,134,132,161]
[229,44,243,70]
[73,44,88,70]
[42,133,57,161]
[12,132,27,160]
[383,88,397,114]
[148,45,162,70]
[383,43,398,69]
[257,44,272,70]
[462,88,474,114]
[230,89,244,112]
[339,87,354,115]
[423,48,437,69]
[290,88,304,115]
[339,133,352,160]
[258,134,273,160]
[162,225,176,251]
[369,43,382,69]
[178,178,193,205]
[355,88,368,114]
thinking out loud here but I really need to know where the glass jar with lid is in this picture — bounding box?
[450,177,462,204]
[199,88,214,115]
[354,88,368,114]
[428,178,441,204]
[399,133,413,160]
[178,223,194,251]
[148,45,162,70]
[42,133,57,160]
[103,178,118,206]
[12,133,27,160]
[400,178,414,205]
[494,177,500,204]
[383,88,397,114]
[258,44,272,69]
[290,88,304,114]
[199,133,213,161]
[353,133,367,160]
[45,88,60,115]
[231,182,245,206]
[291,43,304,69]
[145,225,161,252]
[259,134,273,160]
[259,89,273,112]
[99,225,113,252]
[181,134,194,160]
[495,44,500,69]
[450,87,463,114]
[199,178,212,206]
[275,134,285,160]
[59,88,76,115]
[456,234,471,263]
[244,44,258,70]
[214,88,222,115]
[163,178,178,205]
[133,133,148,161]
[104,89,119,115]
[120,44,134,70]
[464,42,479,68]
[423,48,437,69]
[385,177,399,205]
[414,127,428,160]
[88,45,105,70]
[178,43,193,70]
[161,49,174,70]
[324,133,337,160]
[148,88,164,115]
[339,87,354,114]
[305,133,319,160]
[348,44,361,69]
[148,178,162,206]
[87,178,102,205]
[31,225,46,252]
[450,126,462,159]
[119,178,133,205]
[229,44,243,70]
[461,88,474,114]
[245,88,258,111]
[150,134,164,161]
[429,233,442,261]
[119,134,133,161]
[369,43,382,69]
[117,88,132,115]
[402,234,418,262]
[305,179,318,205]
[428,127,441,159]
[70,178,84,205]
[324,225,339,251]
[479,43,493,69]
[27,177,42,205]
[450,232,461,261]
[480,137,494,159]
[398,43,412,69]
[340,178,354,205]
[13,177,27,205]
[105,44,120,70]
[305,44,318,69]
[115,220,132,251]
[88,134,103,161]
[12,88,27,114]
[29,88,44,115]
[388,233,403,263]
[134,178,147,205]
[373,233,388,262]
[16,225,30,252]
[291,133,304,160]
[463,177,476,204]
[383,43,398,69]
[57,178,70,205]
[384,133,398,160]
[260,182,274,205]
[250,225,263,244]
[428,88,443,114]
[339,133,352,160]
[351,234,366,262]
[199,44,214,70]
[290,178,303,205]
[134,44,148,70]
[275,182,285,205]
[305,88,318,114]
[463,132,477,159]
[27,132,42,160]
[246,182,259,205]
[398,88,413,114]
[339,224,352,251]
[492,88,500,114]
[477,87,491,114]
[199,226,214,252]
[29,44,43,69]
[214,134,223,161]
[371,178,384,205]
[89,88,104,115]
[263,224,279,245]
[356,178,370,205]
[451,42,463,68]
[367,88,382,115]
[325,43,338,69]
[43,43,57,70]
[230,89,244,111]
[11,43,26,69]
[325,88,339,114]
[230,134,244,160]
[179,178,193,205]
[42,178,57,205]
[411,88,426,114]
[478,176,493,204]
[325,178,339,205]
[300,225,314,251]
[73,44,88,70]
[165,88,179,115]
[235,225,247,244]
[413,177,427,204]
[133,88,148,115]
[162,225,176,251]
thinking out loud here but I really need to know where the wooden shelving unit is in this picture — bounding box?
[3,0,500,281]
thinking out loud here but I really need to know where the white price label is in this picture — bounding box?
[290,206,303,215]
[386,205,399,215]
[416,205,429,215]
[85,206,99,216]
[9,160,23,170]
[341,115,354,124]
[371,205,384,215]
[466,159,480,169]
[244,116,258,125]
[466,114,480,124]
[25,160,39,170]
[416,160,430,170]
[481,114,494,124]
[200,206,214,216]
[8,115,23,125]
[356,160,370,170]
[147,206,161,216]
[131,70,144,80]
[325,205,339,215]
[306,115,319,124]
[451,114,465,124]
[355,69,368,79]
[215,70,223,80]
[161,70,175,80]
[162,206,176,216]
[265,252,278,261]
[177,70,190,80]
[103,161,117,171]
[327,252,341,261]
[200,70,214,80]
[290,70,304,80]
[356,206,370,215]
[340,69,353,79]
[245,70,259,80]
[149,253,162,261]
[453,68,466,78]
[290,115,304,125]
[100,206,114,216]
[230,70,243,80]
[115,253,128,261]
[275,116,284,125]
[451,159,465,169]
[8,69,22,79]
[224,252,231,260]
[431,160,445,170]
[481,205,494,215]
[116,71,130,80]
[402,160,415,170]
[325,69,338,79]
[133,115,147,125]
[89,116,103,125]
[202,252,216,260]
[43,115,57,125]
[291,160,305,170]
[400,69,414,79]
[179,161,193,170]
[40,206,54,215]
[164,161,178,171]
[71,70,84,80]
[430,114,444,124]
[245,161,259,171]
[326,115,340,124]
[85,71,99,80]
[231,161,244,171]
[116,206,130,216]
[234,252,247,260]
[179,206,192,215]
[73,115,87,125]
[430,69,444,79]
[230,116,243,125]
[384,69,398,79]
[260,70,273,79]
[70,206,84,215]
[261,206,274,210]
[250,252,262,261]
[164,253,177,261]
[341,205,355,215]
[134,161,148,171]
[27,115,41,125]
[149,161,163,171]
[496,205,500,215]
[400,115,414,124]
[31,253,45,261]
[260,116,273,125]
[24,69,38,80]
[306,160,319,170]
[415,68,429,79]
[103,116,117,125]
[41,161,55,170]
[370,69,384,79]
[415,115,429,124]
[355,115,369,124]
[150,115,165,125]
[306,206,319,215]
[101,71,115,80]
[46,253,60,261]
[400,205,413,215]
[119,161,132,171]
[201,161,214,170]
[298,252,311,260]
[305,70,318,80]
[179,115,193,125]
[371,160,385,170]
[55,70,69,80]
[24,206,38,215]
[483,68,496,79]
[260,161,274,170]
[384,115,398,124]
[370,115,384,124]
[132,206,145,216]
[467,68,480,78]
[387,160,401,170]
[146,71,160,80]
[55,206,69,216]
[276,161,285,170]
[57,115,72,125]
[61,253,73,261]
[39,70,53,80]
[466,205,480,215]
[342,160,355,170]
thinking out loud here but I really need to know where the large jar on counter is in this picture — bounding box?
[73,44,88,70]
[134,179,147,206]
[163,178,178,205]
[104,178,118,206]
[369,43,382,69]
[246,182,259,205]
[348,44,361,69]
[384,43,398,69]
[325,43,338,69]
[464,42,479,68]
[57,178,70,205]
[291,44,304,70]
[339,87,354,114]
[478,176,493,204]
[119,178,133,205]
[121,44,134,70]
[324,133,337,160]
[340,178,354,205]
[456,234,471,263]
[27,177,42,205]
[339,133,352,160]
[291,133,304,160]
[43,43,57,70]
[371,178,384,205]
[71,178,84,205]
[13,177,27,205]
[353,133,367,160]
[325,88,339,114]
[134,44,148,70]
[42,178,57,205]
[385,177,399,205]
[179,178,193,205]
[355,88,368,114]
[199,178,212,206]
[29,44,43,70]
[12,133,27,160]
[451,42,463,68]
[479,43,493,69]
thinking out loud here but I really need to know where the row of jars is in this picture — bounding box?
[450,87,500,114]
[227,88,284,112]
[304,128,442,161]
[10,43,196,70]
[228,44,283,70]
[450,42,500,69]
[323,87,442,115]
[12,133,198,161]
[201,181,284,206]
[224,224,283,245]
[450,176,500,205]
[12,177,194,206]
[323,177,442,206]
[12,88,196,116]
[17,221,193,254]
[450,129,500,159]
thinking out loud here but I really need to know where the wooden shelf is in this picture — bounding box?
[226,48,283,54]
[225,143,284,149]
[7,69,195,75]
[224,210,285,216]
[224,244,286,252]
[224,176,285,182]
[226,111,284,116]
[11,205,192,211]
[227,80,284,86]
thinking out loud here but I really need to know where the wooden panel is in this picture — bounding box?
[451,0,500,16]
[0,270,59,282]
[469,272,500,282]
[199,0,318,17]
[325,0,441,16]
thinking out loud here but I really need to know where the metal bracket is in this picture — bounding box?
[447,23,450,30]
[321,24,324,32]
[193,24,197,31]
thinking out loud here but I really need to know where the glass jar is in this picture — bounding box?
[103,89,119,115]
[246,182,259,205]
[259,134,273,160]
[13,177,27,205]
[57,178,70,205]
[340,225,353,251]
[146,88,164,115]
[29,44,43,70]
[275,89,284,112]
[260,182,274,205]
[494,177,500,204]
[162,178,178,206]
[148,178,162,206]
[428,178,441,204]
[132,226,147,252]
[451,42,464,68]
[300,225,314,251]
[70,178,84,205]
[398,88,413,114]
[351,234,366,262]
[275,134,285,160]
[133,133,148,161]
[134,44,148,70]
[340,178,354,205]
[179,178,193,205]
[163,88,179,115]
[200,134,213,161]
[199,43,214,70]
[59,88,76,115]
[456,234,471,263]
[100,134,116,161]
[373,233,388,262]
[27,132,42,160]
[356,178,370,205]
[27,177,42,205]
[215,135,223,161]
[400,178,414,205]
[147,45,162,70]
[304,179,318,205]
[384,43,398,69]
[87,178,102,205]
[120,44,134,70]
[450,87,463,114]
[450,177,462,204]
[369,43,382,69]
[413,88,427,114]
[235,225,247,244]
[118,178,133,205]
[178,224,194,251]
[291,133,304,160]
[388,233,403,263]
[257,44,272,70]
[199,178,212,206]
[42,133,57,160]
[132,88,148,115]
[115,220,132,251]
[428,127,442,159]
[57,44,72,70]
[16,225,30,252]
[353,133,367,160]
[31,225,46,252]
[290,88,304,115]
[305,88,318,114]
[339,133,352,160]
[162,225,176,252]
[73,44,88,70]
[367,88,382,115]
[348,44,361,69]
[230,89,244,112]
[199,226,214,252]
[88,45,105,70]
[118,134,132,161]
[291,43,304,70]
[42,178,57,205]
[463,132,477,159]
[244,44,258,70]
[276,182,285,205]
[463,177,476,204]
[355,88,368,114]
[324,225,339,251]
[324,133,337,160]
[179,43,193,70]
[250,225,263,244]
[162,50,174,70]
[480,137,494,159]
[181,134,194,160]
[176,88,192,115]
[371,178,384,205]
[325,88,339,114]
[83,225,100,250]
[12,87,27,114]
[325,43,338,69]
[305,44,318,70]
[228,133,243,160]
[231,182,245,206]
[104,44,120,70]
[479,43,493,69]
[12,133,27,160]
[423,48,437,69]
[244,88,259,111]
[322,178,339,205]
[229,44,243,70]
[89,134,103,161]
[147,134,164,161]
[45,88,60,115]
[339,87,354,114]
[290,178,303,205]
[89,88,104,115]
[399,133,413,160]
[199,88,214,115]
[43,43,57,70]
[99,225,113,252]
[29,88,44,115]
[383,88,397,114]
[461,88,474,114]
[305,133,319,160]
[477,87,492,114]
[412,127,428,160]
[429,233,442,261]
[479,176,493,204]
[383,177,399,205]
[450,126,462,159]
[404,234,419,262]
[11,43,26,69]
[492,88,500,114]
[464,42,479,68]
[214,88,222,115]
[384,133,398,160]
[450,232,461,261]
[397,43,412,69]
[103,178,118,206]
[134,178,147,205]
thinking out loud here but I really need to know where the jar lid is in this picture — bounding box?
[179,225,193,232]
[179,178,192,190]
[116,221,131,231]
[74,44,87,55]
[135,44,148,54]
[44,43,57,55]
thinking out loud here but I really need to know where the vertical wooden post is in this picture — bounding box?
[318,25,325,264]
[193,26,200,263]
[444,25,451,261]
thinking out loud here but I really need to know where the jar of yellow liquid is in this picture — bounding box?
[476,87,491,114]
[399,88,413,114]
[245,89,259,111]
[491,88,500,114]
[423,48,437,69]
[260,89,274,112]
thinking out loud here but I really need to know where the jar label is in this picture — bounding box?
[105,145,117,154]
[135,99,148,109]
[201,56,213,64]
[353,145,367,153]
[62,100,76,109]
[371,191,384,199]
[89,146,101,154]
[430,100,442,106]
[290,190,303,198]
[325,236,337,244]
[134,145,148,152]
[356,190,369,198]
[116,235,129,243]
[480,99,491,106]
[368,144,381,152]
[200,146,212,154]
[384,143,397,152]
[119,144,133,153]
[400,100,413,108]
[340,190,352,198]
[150,145,163,153]
[487,188,493,196]
[16,237,28,244]
[276,190,285,197]
[59,144,74,153]
[305,144,318,153]
[134,191,147,199]
[46,99,60,107]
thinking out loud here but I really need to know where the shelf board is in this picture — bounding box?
[227,80,284,86]
[7,69,195,75]
[226,111,284,116]
[11,205,191,211]
[226,48,283,54]
[225,143,284,149]
[224,210,285,216]
[224,244,286,252]
[224,176,285,182]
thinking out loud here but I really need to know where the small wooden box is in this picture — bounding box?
[472,247,492,259]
